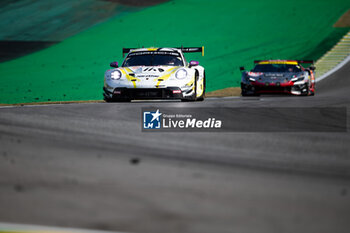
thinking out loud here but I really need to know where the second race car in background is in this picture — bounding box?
[240,60,316,96]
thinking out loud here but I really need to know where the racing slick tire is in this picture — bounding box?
[104,97,131,102]
[114,99,131,102]
[104,95,131,102]
[300,83,310,96]
[241,89,250,96]
[241,83,259,96]
[103,93,114,102]
[104,96,113,102]
[103,88,131,102]
[196,72,206,101]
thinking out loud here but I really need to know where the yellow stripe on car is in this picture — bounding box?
[259,61,298,65]
[154,67,178,87]
[185,79,194,88]
[124,67,133,73]
[120,68,140,88]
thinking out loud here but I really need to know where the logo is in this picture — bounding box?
[143,109,162,129]
[142,108,224,132]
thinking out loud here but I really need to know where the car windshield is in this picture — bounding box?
[123,51,183,67]
[252,64,302,72]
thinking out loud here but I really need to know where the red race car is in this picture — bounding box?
[240,60,315,96]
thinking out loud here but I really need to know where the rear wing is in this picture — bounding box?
[252,60,315,71]
[122,48,136,57]
[297,60,314,64]
[298,60,315,70]
[122,46,204,57]
[176,47,205,56]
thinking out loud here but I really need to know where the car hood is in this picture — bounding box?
[119,66,181,79]
[248,72,304,82]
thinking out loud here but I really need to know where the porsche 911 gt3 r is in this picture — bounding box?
[240,60,316,96]
[103,47,206,102]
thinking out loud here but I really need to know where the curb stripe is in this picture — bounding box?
[316,54,350,82]
[0,223,127,233]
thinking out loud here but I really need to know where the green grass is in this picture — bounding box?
[0,0,349,104]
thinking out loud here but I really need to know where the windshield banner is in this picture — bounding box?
[128,51,180,56]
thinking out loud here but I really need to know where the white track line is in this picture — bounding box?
[207,96,241,100]
[0,222,127,233]
[316,54,350,83]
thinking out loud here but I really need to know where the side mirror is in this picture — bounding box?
[309,65,316,71]
[189,60,199,68]
[110,61,118,68]
[240,66,245,71]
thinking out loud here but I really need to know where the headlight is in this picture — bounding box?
[249,77,256,82]
[248,72,263,77]
[175,69,187,79]
[111,70,122,80]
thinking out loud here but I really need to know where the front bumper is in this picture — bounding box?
[242,82,309,95]
[103,87,184,100]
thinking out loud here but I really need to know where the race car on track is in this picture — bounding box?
[103,47,206,102]
[240,60,316,96]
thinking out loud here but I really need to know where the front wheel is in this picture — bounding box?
[300,83,310,96]
[104,96,131,102]
[241,83,259,96]
[196,72,206,101]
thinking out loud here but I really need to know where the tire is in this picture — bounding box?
[300,83,310,96]
[104,96,131,102]
[115,99,131,102]
[196,72,206,101]
[103,94,113,102]
[241,91,259,97]
[241,83,248,96]
[241,83,258,96]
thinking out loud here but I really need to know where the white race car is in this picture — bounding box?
[103,47,206,102]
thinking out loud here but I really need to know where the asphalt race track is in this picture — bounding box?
[0,62,349,233]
